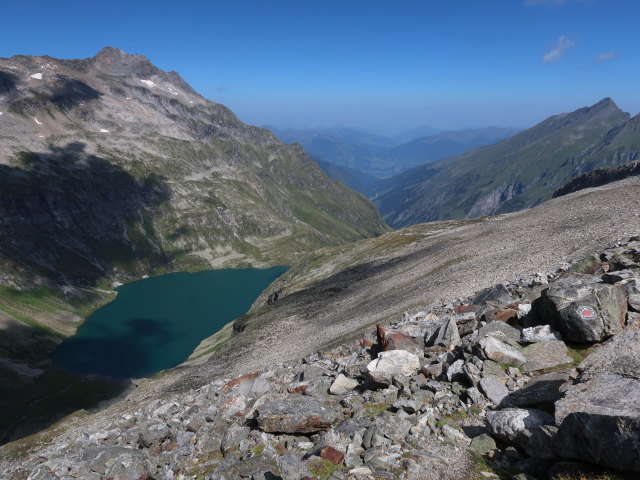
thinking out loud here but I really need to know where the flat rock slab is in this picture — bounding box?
[555,329,640,472]
[537,283,627,343]
[480,336,526,366]
[522,340,572,373]
[252,393,341,433]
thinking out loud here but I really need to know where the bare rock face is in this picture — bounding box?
[554,329,640,472]
[536,283,627,342]
[252,394,341,434]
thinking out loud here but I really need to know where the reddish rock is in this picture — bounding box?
[221,372,259,394]
[287,382,308,394]
[482,304,518,323]
[360,337,375,348]
[377,325,422,352]
[321,446,345,464]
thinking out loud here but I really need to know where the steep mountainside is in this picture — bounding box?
[0,48,388,387]
[0,48,388,289]
[377,98,638,227]
[314,157,382,197]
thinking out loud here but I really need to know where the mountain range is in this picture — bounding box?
[376,98,640,227]
[269,125,519,178]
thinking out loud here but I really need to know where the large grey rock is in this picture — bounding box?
[522,340,572,373]
[277,454,312,480]
[536,283,627,343]
[367,350,420,384]
[477,322,521,342]
[486,408,555,458]
[479,336,526,366]
[555,329,640,471]
[252,393,341,433]
[479,375,510,405]
[508,371,571,407]
[434,318,461,349]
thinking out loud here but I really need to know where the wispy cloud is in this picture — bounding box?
[525,0,570,5]
[525,0,590,5]
[542,35,575,63]
[594,52,619,64]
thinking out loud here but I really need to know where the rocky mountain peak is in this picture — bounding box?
[91,46,160,77]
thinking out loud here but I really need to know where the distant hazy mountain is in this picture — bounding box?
[266,126,394,174]
[376,98,638,227]
[391,124,440,144]
[375,127,520,176]
[270,125,518,178]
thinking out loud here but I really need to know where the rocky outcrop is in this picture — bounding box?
[536,283,627,342]
[555,328,640,471]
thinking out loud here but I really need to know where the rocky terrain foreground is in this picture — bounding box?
[1,179,640,478]
[2,236,640,479]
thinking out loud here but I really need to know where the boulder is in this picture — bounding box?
[521,325,561,343]
[329,374,359,395]
[479,375,510,406]
[554,329,640,472]
[486,408,555,457]
[473,284,514,306]
[479,336,526,366]
[455,312,478,336]
[477,322,521,342]
[434,318,461,349]
[376,325,423,354]
[522,340,572,373]
[536,283,627,343]
[252,394,341,433]
[508,371,571,407]
[367,350,420,384]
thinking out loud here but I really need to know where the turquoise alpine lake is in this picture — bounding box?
[51,267,288,378]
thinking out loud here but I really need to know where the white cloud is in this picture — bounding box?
[594,52,619,64]
[525,0,584,5]
[542,35,575,63]
[526,0,563,4]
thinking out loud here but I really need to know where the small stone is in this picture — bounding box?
[330,374,359,395]
[470,434,497,454]
[321,446,345,465]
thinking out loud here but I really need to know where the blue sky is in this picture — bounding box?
[1,0,637,132]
